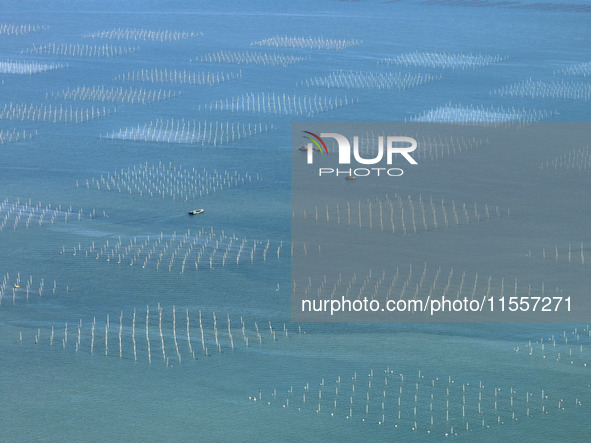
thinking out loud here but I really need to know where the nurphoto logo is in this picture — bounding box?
[299,130,418,177]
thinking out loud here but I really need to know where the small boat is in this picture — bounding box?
[299,146,321,152]
[189,209,205,215]
[345,175,357,180]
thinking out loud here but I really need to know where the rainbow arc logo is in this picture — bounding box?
[301,131,328,155]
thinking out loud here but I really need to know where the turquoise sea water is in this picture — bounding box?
[1,1,591,441]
